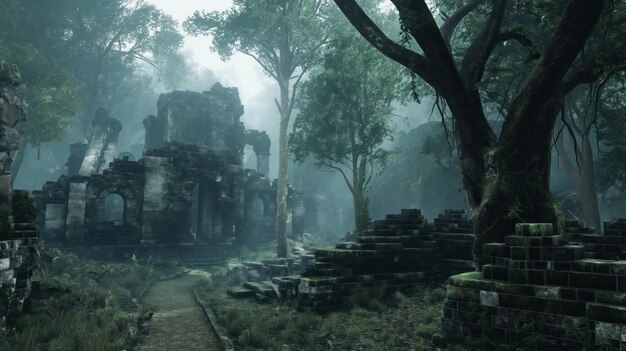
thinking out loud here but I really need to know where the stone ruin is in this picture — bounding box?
[438,220,626,350]
[0,62,39,330]
[35,83,305,264]
[224,209,477,311]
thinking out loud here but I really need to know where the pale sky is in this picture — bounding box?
[145,0,274,103]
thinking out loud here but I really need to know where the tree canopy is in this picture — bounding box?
[291,18,406,232]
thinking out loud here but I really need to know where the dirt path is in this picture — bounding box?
[135,272,221,351]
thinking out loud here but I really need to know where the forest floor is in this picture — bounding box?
[0,246,181,351]
[135,272,221,351]
[195,265,471,351]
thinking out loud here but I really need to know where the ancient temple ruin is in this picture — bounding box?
[35,84,297,260]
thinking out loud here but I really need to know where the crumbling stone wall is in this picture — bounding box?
[84,156,144,244]
[146,84,245,153]
[35,85,280,263]
[141,142,241,244]
[439,221,626,350]
[0,62,27,220]
[0,62,38,330]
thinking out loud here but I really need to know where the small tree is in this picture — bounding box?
[185,0,329,257]
[290,27,405,234]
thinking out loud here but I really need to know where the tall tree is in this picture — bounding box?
[291,26,405,234]
[185,0,329,257]
[333,0,611,265]
[0,0,186,135]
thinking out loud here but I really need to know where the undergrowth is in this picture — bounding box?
[0,246,176,351]
[196,270,467,351]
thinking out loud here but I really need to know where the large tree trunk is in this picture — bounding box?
[275,87,290,258]
[580,135,602,233]
[352,157,370,234]
[473,100,563,267]
[471,0,605,267]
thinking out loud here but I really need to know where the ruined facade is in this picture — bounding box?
[35,84,296,256]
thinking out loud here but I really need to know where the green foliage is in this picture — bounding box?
[290,4,406,231]
[0,0,186,135]
[0,39,80,148]
[198,273,463,351]
[185,0,328,77]
[0,246,174,351]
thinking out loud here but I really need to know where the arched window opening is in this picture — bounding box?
[251,198,264,220]
[243,144,257,170]
[104,193,125,222]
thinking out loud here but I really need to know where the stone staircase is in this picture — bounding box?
[297,209,440,312]
[431,209,476,274]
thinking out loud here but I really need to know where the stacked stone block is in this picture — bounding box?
[1,192,39,330]
[563,219,626,260]
[440,223,626,350]
[297,209,439,312]
[432,209,476,274]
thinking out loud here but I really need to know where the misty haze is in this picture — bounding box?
[0,0,625,350]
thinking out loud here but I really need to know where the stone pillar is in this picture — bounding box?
[79,108,122,176]
[292,197,305,238]
[256,153,270,178]
[65,181,87,242]
[143,115,163,150]
[0,62,27,224]
[96,119,122,173]
[66,143,88,176]
[197,180,216,242]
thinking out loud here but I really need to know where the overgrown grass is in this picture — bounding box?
[196,269,468,351]
[0,246,177,351]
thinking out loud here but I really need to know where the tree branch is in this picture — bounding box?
[321,161,354,194]
[332,0,439,88]
[440,0,485,45]
[460,0,508,90]
[498,28,533,47]
[239,50,279,81]
[502,0,607,144]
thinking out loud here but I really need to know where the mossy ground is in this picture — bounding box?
[0,246,181,351]
[196,266,470,351]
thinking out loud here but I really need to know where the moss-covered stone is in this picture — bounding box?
[0,61,21,86]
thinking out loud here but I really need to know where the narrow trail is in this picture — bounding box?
[135,272,221,351]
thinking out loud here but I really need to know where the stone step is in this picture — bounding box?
[357,235,435,246]
[272,276,301,289]
[243,281,277,297]
[227,286,256,298]
[431,227,473,234]
[262,258,295,266]
[374,224,424,231]
[432,233,475,241]
[334,242,404,251]
[434,218,472,224]
[361,229,427,237]
[385,213,424,220]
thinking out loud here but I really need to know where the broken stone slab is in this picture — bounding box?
[227,286,256,298]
